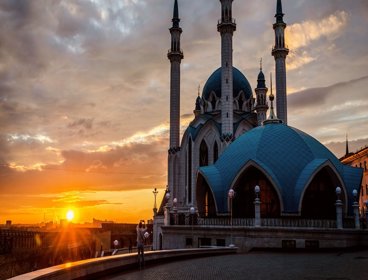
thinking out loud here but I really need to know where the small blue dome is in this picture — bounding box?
[202,67,253,100]
[199,123,362,214]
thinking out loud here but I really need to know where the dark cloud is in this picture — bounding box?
[289,76,368,110]
[68,118,94,130]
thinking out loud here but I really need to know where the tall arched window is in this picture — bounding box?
[199,140,209,167]
[301,167,343,219]
[188,139,192,204]
[232,166,280,218]
[213,141,219,163]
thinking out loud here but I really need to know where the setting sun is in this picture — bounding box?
[66,210,74,221]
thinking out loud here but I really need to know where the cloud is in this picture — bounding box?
[286,11,349,70]
[289,76,368,145]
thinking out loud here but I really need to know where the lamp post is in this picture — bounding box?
[335,186,343,229]
[173,198,178,225]
[228,188,235,247]
[352,189,360,229]
[190,207,195,247]
[153,188,159,216]
[164,188,171,226]
[254,185,261,227]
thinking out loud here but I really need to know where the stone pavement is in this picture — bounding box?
[103,250,368,280]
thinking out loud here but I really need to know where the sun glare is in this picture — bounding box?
[66,210,74,221]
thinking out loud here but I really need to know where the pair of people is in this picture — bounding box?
[136,220,147,269]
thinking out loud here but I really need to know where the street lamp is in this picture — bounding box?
[153,188,159,216]
[190,206,195,247]
[228,188,235,247]
[335,186,343,229]
[352,189,360,229]
[165,188,171,203]
[173,198,178,225]
[254,185,261,227]
[164,188,171,226]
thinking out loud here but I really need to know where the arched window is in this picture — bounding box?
[196,173,216,217]
[188,139,192,203]
[232,166,280,218]
[301,167,343,219]
[199,140,208,167]
[213,141,219,163]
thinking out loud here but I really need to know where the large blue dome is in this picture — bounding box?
[199,123,362,214]
[202,67,253,100]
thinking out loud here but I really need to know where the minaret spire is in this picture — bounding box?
[255,58,269,126]
[345,133,349,155]
[276,0,284,23]
[173,0,179,27]
[218,0,236,143]
[272,0,289,124]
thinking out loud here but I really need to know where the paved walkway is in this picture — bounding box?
[103,250,368,280]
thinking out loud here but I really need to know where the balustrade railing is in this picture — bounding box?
[193,217,354,228]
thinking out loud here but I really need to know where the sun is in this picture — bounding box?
[66,210,74,221]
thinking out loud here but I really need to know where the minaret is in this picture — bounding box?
[168,0,183,153]
[272,0,289,124]
[218,0,236,143]
[255,59,269,126]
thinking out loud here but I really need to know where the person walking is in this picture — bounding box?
[136,220,147,269]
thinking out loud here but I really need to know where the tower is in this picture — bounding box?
[167,0,183,195]
[218,0,236,142]
[255,59,269,126]
[168,0,183,152]
[272,0,289,124]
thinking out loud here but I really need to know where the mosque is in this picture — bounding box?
[152,0,365,251]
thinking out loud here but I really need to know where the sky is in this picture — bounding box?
[0,0,367,225]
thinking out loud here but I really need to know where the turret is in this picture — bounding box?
[272,0,289,124]
[218,0,236,143]
[255,59,269,126]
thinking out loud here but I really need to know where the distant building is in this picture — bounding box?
[153,0,365,251]
[341,144,368,214]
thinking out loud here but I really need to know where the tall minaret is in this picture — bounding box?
[218,0,236,142]
[272,0,289,124]
[168,0,183,152]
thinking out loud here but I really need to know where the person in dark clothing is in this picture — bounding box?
[136,220,147,269]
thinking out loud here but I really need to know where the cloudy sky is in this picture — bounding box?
[1,0,367,224]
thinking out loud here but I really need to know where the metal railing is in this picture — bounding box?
[191,217,356,229]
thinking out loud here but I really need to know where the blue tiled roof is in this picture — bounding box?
[202,67,253,100]
[199,123,363,215]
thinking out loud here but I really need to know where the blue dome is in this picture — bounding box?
[199,123,362,214]
[202,67,253,100]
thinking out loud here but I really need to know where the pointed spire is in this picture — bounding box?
[172,0,180,28]
[263,73,282,125]
[269,73,276,119]
[345,133,349,155]
[257,58,266,88]
[260,58,263,71]
[275,0,284,23]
